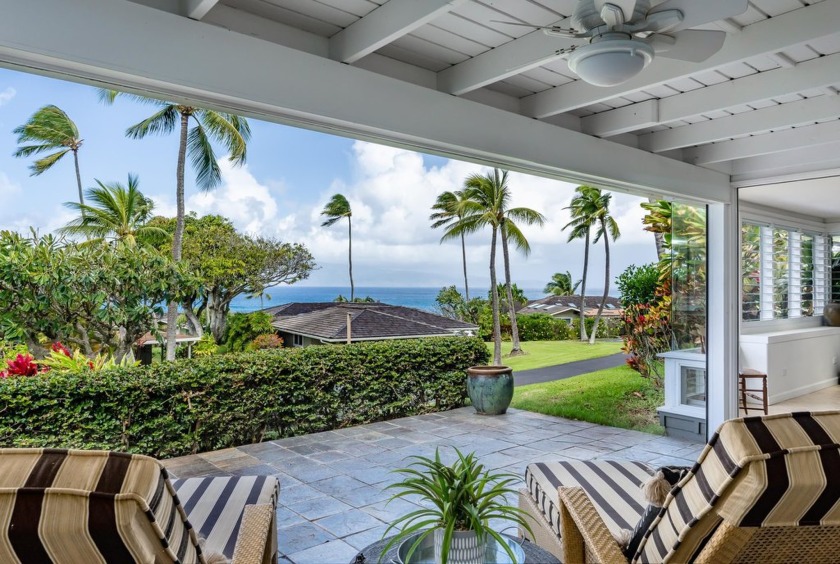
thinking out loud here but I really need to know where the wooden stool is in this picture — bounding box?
[739,369,768,415]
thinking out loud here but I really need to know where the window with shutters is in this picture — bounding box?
[741,222,829,322]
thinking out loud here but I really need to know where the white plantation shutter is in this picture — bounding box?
[744,222,830,322]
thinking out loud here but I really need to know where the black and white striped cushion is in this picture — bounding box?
[173,475,278,560]
[525,459,653,537]
[637,411,840,563]
[0,448,202,563]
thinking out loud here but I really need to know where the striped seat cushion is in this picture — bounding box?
[525,460,653,537]
[637,411,840,563]
[173,475,278,560]
[0,448,203,563]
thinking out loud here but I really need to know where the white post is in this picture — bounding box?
[706,201,740,437]
[347,313,352,344]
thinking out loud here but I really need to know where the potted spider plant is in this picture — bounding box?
[381,448,532,564]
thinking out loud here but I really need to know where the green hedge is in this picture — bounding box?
[0,337,488,458]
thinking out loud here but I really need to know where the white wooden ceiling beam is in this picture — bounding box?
[581,50,840,138]
[641,94,840,153]
[437,18,573,96]
[329,0,466,64]
[0,0,731,204]
[684,120,840,165]
[582,99,659,137]
[731,141,840,185]
[521,0,840,119]
[181,0,217,20]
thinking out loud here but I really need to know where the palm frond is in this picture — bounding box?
[320,194,351,227]
[99,89,169,107]
[188,125,223,190]
[197,109,251,164]
[502,221,532,256]
[126,105,180,139]
[30,149,70,176]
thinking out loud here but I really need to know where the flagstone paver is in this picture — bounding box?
[162,407,698,564]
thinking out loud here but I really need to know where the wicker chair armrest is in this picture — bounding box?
[232,504,277,564]
[558,487,628,564]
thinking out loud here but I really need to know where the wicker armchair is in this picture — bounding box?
[0,448,278,563]
[521,411,840,563]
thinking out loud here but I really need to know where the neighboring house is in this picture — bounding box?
[263,302,478,347]
[518,295,624,325]
[135,332,201,365]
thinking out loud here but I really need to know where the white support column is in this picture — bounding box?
[706,201,740,438]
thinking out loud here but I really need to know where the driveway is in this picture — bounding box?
[514,353,629,386]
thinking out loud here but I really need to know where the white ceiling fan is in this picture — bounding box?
[495,0,749,87]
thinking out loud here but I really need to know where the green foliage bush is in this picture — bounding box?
[516,314,576,341]
[584,316,623,339]
[0,337,488,458]
[224,312,274,352]
[617,263,660,307]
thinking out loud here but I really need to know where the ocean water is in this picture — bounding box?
[229,286,547,313]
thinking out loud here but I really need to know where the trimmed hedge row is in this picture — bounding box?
[0,337,488,458]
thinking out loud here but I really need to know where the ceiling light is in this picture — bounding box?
[567,37,654,87]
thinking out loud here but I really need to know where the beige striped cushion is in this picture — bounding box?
[525,460,653,537]
[638,411,840,563]
[0,448,203,563]
[173,476,278,560]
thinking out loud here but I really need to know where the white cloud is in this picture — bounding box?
[0,87,15,107]
[132,142,659,292]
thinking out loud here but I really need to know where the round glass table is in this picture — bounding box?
[349,533,561,564]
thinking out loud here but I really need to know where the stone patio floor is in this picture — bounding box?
[162,407,701,564]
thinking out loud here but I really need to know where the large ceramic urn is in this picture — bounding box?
[466,365,514,415]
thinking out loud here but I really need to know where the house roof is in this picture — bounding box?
[267,303,478,342]
[135,333,201,347]
[520,295,624,317]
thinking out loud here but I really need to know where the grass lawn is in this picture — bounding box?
[511,365,665,434]
[486,340,623,371]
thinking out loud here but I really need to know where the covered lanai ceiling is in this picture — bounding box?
[3,0,839,206]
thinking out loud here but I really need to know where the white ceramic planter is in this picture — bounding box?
[433,528,483,564]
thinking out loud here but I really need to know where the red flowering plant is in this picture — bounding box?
[621,286,673,387]
[1,353,45,378]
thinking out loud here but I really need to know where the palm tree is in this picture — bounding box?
[564,186,602,342]
[430,190,472,300]
[321,194,354,300]
[13,105,86,213]
[544,271,580,296]
[589,190,620,344]
[59,174,168,246]
[450,169,544,363]
[101,91,250,360]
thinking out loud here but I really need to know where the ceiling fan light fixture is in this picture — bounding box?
[567,38,654,86]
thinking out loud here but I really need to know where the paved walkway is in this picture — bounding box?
[514,353,629,386]
[163,407,700,564]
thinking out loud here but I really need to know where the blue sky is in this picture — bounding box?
[0,67,657,292]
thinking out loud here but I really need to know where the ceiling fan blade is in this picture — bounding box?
[646,29,726,62]
[648,0,748,31]
[594,0,638,23]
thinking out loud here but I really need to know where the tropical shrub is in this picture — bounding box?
[1,354,43,378]
[621,288,672,385]
[584,316,623,339]
[249,333,284,350]
[38,342,137,372]
[516,314,576,341]
[617,264,660,307]
[223,311,274,352]
[0,337,488,458]
[192,335,219,357]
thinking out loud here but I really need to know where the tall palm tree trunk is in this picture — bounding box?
[501,227,524,356]
[489,227,502,365]
[590,223,611,345]
[72,149,85,217]
[461,232,470,301]
[348,217,354,301]
[165,112,189,361]
[579,229,591,342]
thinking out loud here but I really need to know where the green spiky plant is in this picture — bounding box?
[381,449,533,564]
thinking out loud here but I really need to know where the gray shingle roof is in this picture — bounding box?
[266,303,478,342]
[519,295,623,316]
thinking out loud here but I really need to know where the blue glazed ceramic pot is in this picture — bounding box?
[467,365,514,415]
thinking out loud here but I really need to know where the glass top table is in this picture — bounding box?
[349,533,561,564]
